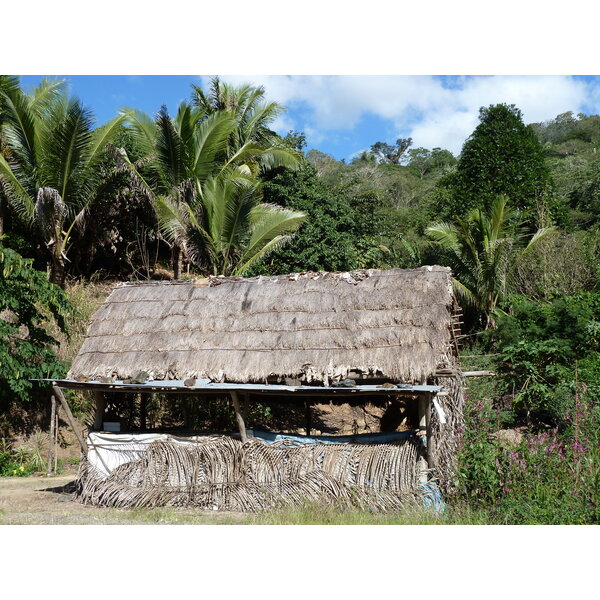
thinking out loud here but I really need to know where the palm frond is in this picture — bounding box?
[42,97,95,209]
[120,107,157,158]
[28,78,66,116]
[233,234,293,276]
[154,105,186,187]
[0,87,38,170]
[192,112,236,182]
[0,154,35,220]
[237,203,306,270]
[86,113,127,166]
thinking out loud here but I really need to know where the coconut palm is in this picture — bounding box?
[120,90,303,277]
[156,175,305,276]
[0,79,125,286]
[191,77,296,173]
[426,195,555,329]
[119,102,237,276]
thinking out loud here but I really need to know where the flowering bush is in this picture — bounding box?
[0,442,39,477]
[455,392,599,524]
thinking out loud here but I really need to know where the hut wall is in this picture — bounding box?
[76,432,422,512]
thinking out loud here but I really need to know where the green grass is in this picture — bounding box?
[101,503,494,525]
[245,503,492,525]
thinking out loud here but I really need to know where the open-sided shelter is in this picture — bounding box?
[48,266,465,511]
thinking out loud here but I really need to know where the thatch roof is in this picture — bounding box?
[68,266,459,385]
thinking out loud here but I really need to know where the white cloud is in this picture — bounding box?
[207,75,596,155]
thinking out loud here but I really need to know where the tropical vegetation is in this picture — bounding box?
[0,76,598,523]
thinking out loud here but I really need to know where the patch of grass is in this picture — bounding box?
[108,507,247,525]
[97,503,493,525]
[245,502,492,525]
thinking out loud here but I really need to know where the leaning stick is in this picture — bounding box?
[52,385,87,455]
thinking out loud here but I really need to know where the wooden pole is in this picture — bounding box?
[230,391,247,442]
[52,385,87,455]
[47,395,56,476]
[305,400,312,437]
[54,409,58,474]
[92,391,106,431]
[140,393,148,431]
[425,392,433,472]
[417,394,428,484]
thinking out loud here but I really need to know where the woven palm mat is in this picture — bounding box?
[74,436,422,511]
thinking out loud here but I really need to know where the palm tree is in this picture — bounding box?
[156,175,305,276]
[426,195,555,329]
[119,102,237,276]
[0,79,125,286]
[191,76,295,173]
[120,85,303,277]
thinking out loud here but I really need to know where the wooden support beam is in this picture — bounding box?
[463,370,496,378]
[417,394,428,484]
[230,391,247,443]
[47,395,56,476]
[54,409,58,474]
[305,400,312,437]
[425,393,433,472]
[92,391,106,431]
[140,393,149,431]
[52,385,87,455]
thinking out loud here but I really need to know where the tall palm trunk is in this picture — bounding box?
[48,246,67,288]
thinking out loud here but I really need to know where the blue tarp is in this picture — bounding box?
[248,429,416,445]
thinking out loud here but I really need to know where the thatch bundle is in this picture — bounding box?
[69,267,455,385]
[75,435,421,511]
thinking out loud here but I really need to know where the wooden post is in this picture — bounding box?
[52,385,87,455]
[230,391,247,442]
[54,409,58,474]
[140,393,148,431]
[425,392,433,472]
[305,400,312,437]
[47,395,56,476]
[92,391,106,431]
[417,394,428,484]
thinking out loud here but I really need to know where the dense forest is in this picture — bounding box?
[0,76,598,523]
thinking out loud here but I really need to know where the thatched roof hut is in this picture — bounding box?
[69,266,459,386]
[54,266,465,512]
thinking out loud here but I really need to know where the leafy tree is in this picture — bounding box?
[370,137,413,164]
[426,195,555,329]
[255,161,384,274]
[0,79,125,286]
[491,293,600,424]
[0,245,72,408]
[407,146,456,178]
[435,104,556,224]
[568,154,600,226]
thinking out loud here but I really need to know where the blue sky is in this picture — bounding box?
[19,75,600,161]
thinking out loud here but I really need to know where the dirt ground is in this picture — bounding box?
[0,475,248,525]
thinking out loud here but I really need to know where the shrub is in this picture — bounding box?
[454,393,599,524]
[0,247,73,411]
